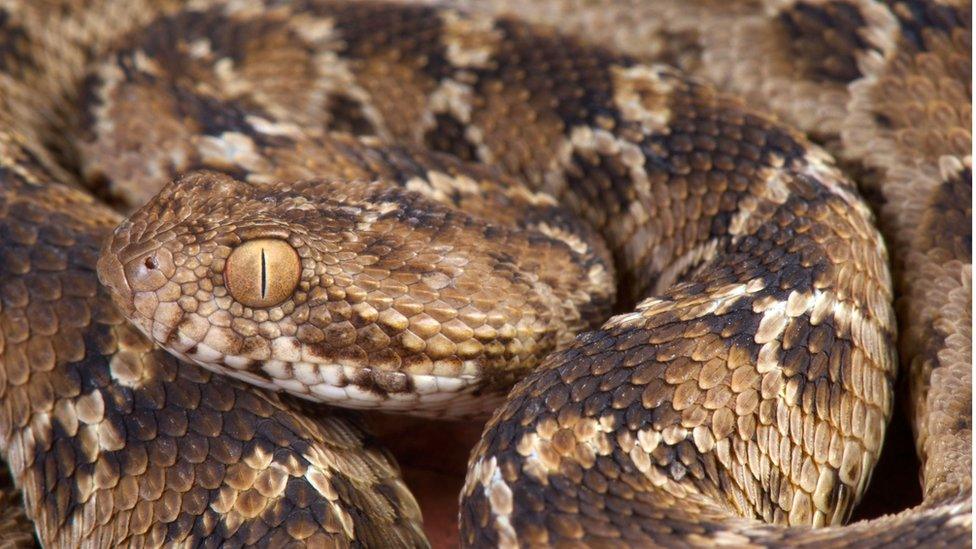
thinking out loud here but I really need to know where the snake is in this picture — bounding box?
[0,0,969,546]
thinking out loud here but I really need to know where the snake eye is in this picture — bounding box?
[224,239,301,308]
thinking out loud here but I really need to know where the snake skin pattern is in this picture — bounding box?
[0,0,969,547]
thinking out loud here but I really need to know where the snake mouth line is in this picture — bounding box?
[146,318,497,416]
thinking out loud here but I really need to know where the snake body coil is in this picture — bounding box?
[0,0,970,546]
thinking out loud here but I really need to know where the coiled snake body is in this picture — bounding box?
[0,0,970,546]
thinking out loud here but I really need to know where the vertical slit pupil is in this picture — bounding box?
[260,248,267,299]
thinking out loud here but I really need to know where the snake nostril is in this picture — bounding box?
[122,247,175,293]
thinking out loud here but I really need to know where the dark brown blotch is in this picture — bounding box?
[777,1,870,84]
[326,94,377,136]
[0,8,35,75]
[424,113,480,162]
[919,163,971,262]
[889,0,965,51]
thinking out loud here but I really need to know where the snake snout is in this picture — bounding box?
[96,242,135,316]
[97,225,177,318]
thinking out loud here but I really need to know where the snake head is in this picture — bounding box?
[97,171,610,417]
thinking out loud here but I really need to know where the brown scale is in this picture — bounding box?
[777,1,872,84]
[463,0,897,144]
[843,0,971,513]
[101,171,613,400]
[918,161,971,262]
[461,183,895,542]
[325,95,380,137]
[97,0,896,543]
[0,145,427,544]
[0,465,33,548]
[75,6,344,206]
[0,0,969,547]
[454,0,969,545]
[68,2,615,407]
[0,8,36,78]
[304,5,853,302]
[81,1,967,545]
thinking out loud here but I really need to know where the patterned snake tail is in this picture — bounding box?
[0,0,970,547]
